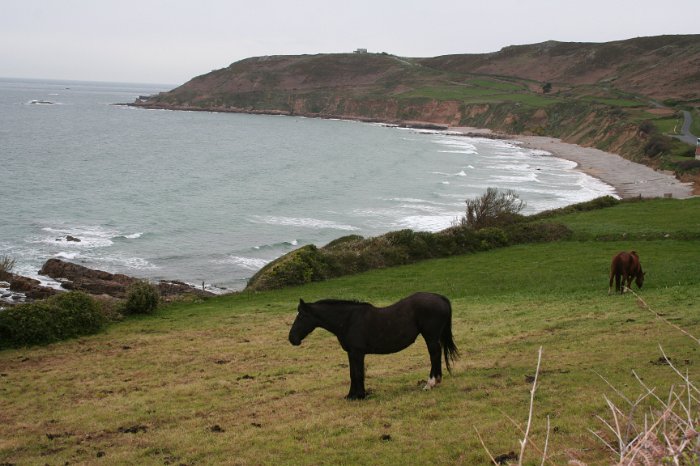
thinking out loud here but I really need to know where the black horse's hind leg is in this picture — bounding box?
[346,351,366,400]
[424,339,443,390]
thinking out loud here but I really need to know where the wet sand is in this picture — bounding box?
[450,127,695,199]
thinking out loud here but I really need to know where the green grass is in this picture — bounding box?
[467,78,523,92]
[692,108,700,136]
[653,115,684,134]
[541,197,700,239]
[581,96,644,107]
[396,82,562,108]
[398,85,504,100]
[1,198,699,465]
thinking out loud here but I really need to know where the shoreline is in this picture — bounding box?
[450,126,696,199]
[132,103,695,199]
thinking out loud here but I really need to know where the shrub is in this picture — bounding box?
[247,245,331,291]
[463,188,525,230]
[324,235,365,249]
[504,222,573,243]
[675,159,700,172]
[476,227,509,249]
[122,281,160,315]
[0,291,105,348]
[644,133,672,157]
[638,120,655,135]
[529,196,619,220]
[0,255,15,280]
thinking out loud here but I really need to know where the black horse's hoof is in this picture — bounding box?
[345,392,366,400]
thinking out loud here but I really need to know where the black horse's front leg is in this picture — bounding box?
[346,351,366,400]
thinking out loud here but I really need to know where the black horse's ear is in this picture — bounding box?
[299,298,305,305]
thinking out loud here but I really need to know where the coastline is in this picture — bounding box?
[450,127,696,200]
[132,100,696,199]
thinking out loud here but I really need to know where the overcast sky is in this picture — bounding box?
[2,0,698,85]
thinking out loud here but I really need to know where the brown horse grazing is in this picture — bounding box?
[609,251,645,294]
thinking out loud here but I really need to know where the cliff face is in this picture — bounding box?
[134,35,700,164]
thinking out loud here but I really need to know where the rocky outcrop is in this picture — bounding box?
[38,259,214,299]
[0,274,59,304]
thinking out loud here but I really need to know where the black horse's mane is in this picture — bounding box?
[313,299,371,307]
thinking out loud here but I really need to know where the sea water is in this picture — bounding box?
[0,78,616,292]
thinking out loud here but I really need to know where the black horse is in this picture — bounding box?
[288,292,459,400]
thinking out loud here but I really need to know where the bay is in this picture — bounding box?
[0,78,615,292]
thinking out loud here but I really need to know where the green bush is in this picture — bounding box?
[675,159,700,172]
[504,222,573,243]
[476,228,509,249]
[644,133,672,157]
[0,291,105,348]
[324,235,365,249]
[247,245,331,291]
[529,196,619,220]
[463,188,526,229]
[0,255,15,281]
[122,281,160,315]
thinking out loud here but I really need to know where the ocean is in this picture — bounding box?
[0,78,616,293]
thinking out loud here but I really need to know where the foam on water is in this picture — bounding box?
[250,216,360,231]
[39,226,117,248]
[395,214,462,232]
[253,239,298,250]
[213,256,271,270]
[54,251,79,260]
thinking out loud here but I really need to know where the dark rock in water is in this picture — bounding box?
[39,258,215,300]
[65,235,81,242]
[40,258,133,298]
[9,276,41,292]
[7,275,59,301]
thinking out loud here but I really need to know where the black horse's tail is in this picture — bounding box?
[441,298,460,374]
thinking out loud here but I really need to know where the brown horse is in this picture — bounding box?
[609,251,645,294]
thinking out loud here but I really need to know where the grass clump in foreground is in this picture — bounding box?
[0,198,699,465]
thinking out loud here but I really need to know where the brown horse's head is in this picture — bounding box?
[635,270,645,289]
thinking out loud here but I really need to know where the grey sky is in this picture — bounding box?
[2,0,698,85]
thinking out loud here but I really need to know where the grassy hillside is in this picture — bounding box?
[1,198,699,464]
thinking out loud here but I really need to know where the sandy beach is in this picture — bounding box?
[450,127,695,199]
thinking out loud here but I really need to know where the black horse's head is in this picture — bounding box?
[288,299,319,346]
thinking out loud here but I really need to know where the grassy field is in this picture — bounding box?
[1,199,699,465]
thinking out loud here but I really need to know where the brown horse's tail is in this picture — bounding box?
[440,298,460,374]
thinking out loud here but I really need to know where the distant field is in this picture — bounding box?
[580,96,644,107]
[397,83,562,108]
[1,198,699,465]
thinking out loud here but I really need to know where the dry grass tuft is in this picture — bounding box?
[482,289,700,466]
[590,351,699,466]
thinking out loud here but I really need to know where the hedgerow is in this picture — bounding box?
[0,291,105,348]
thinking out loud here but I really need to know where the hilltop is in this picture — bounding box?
[419,35,700,101]
[133,35,700,182]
